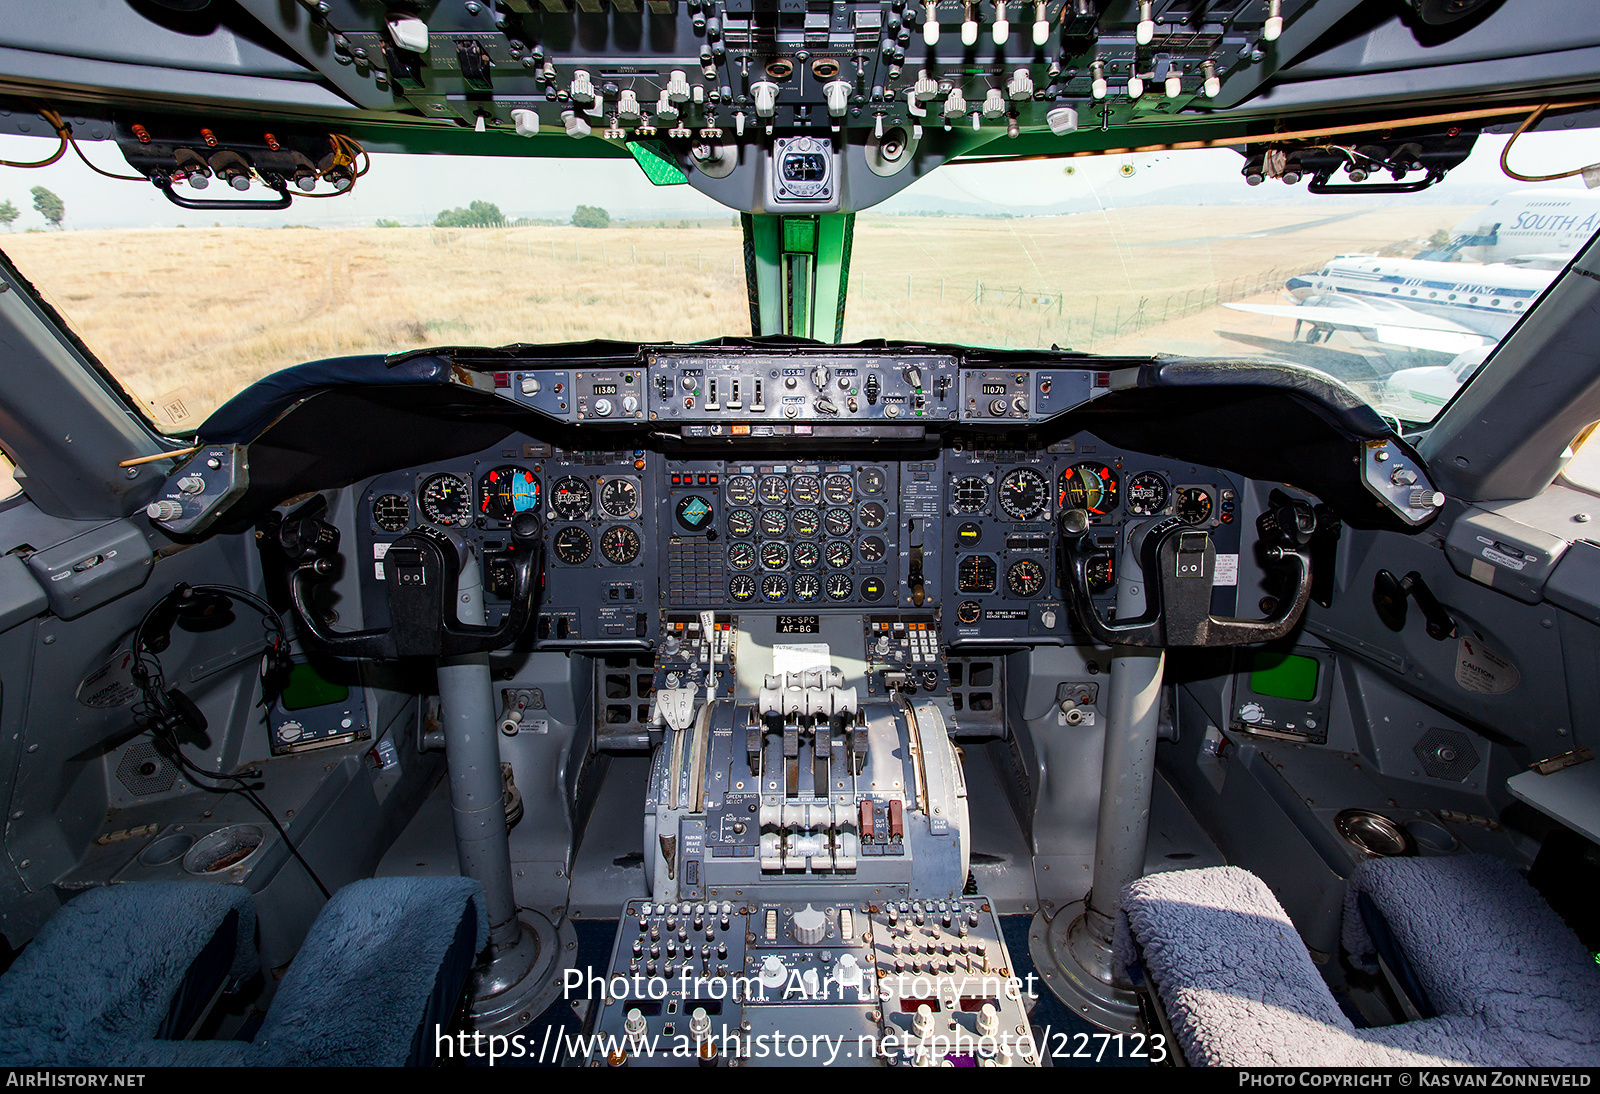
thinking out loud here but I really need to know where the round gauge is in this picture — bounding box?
[599,525,642,564]
[998,468,1049,521]
[825,541,853,568]
[553,525,593,565]
[758,475,788,505]
[952,476,989,514]
[760,509,788,537]
[675,494,715,532]
[600,478,639,518]
[1176,487,1214,525]
[826,573,853,601]
[373,493,410,533]
[792,574,821,602]
[792,542,821,569]
[860,576,886,602]
[478,466,540,523]
[860,536,887,563]
[760,542,790,570]
[550,476,592,519]
[419,473,473,526]
[859,467,885,496]
[859,501,886,529]
[824,508,853,536]
[726,508,756,538]
[790,474,822,505]
[762,574,788,602]
[1085,552,1117,593]
[958,555,998,594]
[727,542,756,571]
[957,601,982,625]
[728,574,757,602]
[791,508,821,537]
[956,522,982,547]
[1125,472,1170,516]
[726,474,757,505]
[1059,463,1120,517]
[1006,558,1047,597]
[823,474,854,505]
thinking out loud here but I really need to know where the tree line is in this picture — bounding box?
[0,186,65,231]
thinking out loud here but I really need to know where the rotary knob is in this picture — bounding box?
[592,397,614,417]
[758,954,787,989]
[1409,488,1446,510]
[145,499,184,522]
[790,904,827,945]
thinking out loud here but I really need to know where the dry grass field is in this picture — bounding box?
[0,203,1470,431]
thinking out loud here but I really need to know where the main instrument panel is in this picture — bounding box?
[354,430,1247,659]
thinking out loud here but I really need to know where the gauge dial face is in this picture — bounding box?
[759,509,788,537]
[1085,552,1117,593]
[675,494,715,532]
[957,600,982,624]
[478,466,540,523]
[553,525,593,565]
[956,522,982,547]
[823,474,854,504]
[726,474,757,505]
[758,475,788,505]
[791,508,821,537]
[727,542,756,570]
[726,508,755,538]
[760,542,789,570]
[958,555,998,594]
[859,536,887,563]
[998,468,1049,521]
[826,574,853,601]
[550,476,592,519]
[790,474,821,504]
[824,508,853,536]
[859,501,886,529]
[792,574,821,602]
[826,541,853,568]
[952,476,989,514]
[792,542,821,569]
[373,493,411,533]
[1176,487,1213,525]
[599,525,642,564]
[1125,472,1170,516]
[419,473,472,526]
[600,478,639,518]
[762,574,788,601]
[728,575,757,602]
[859,467,885,496]
[1059,463,1120,516]
[1006,558,1047,597]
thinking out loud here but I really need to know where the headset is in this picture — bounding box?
[128,581,330,898]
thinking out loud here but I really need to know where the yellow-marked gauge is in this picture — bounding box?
[419,473,472,526]
[1059,462,1120,516]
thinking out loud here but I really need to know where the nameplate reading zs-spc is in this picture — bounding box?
[776,615,821,634]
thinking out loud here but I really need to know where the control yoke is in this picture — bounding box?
[1057,497,1316,648]
[284,511,543,659]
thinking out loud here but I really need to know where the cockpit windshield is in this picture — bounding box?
[2,125,1598,433]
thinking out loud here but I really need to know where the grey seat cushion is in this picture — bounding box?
[1116,866,1557,1067]
[0,881,258,1066]
[1344,854,1600,1062]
